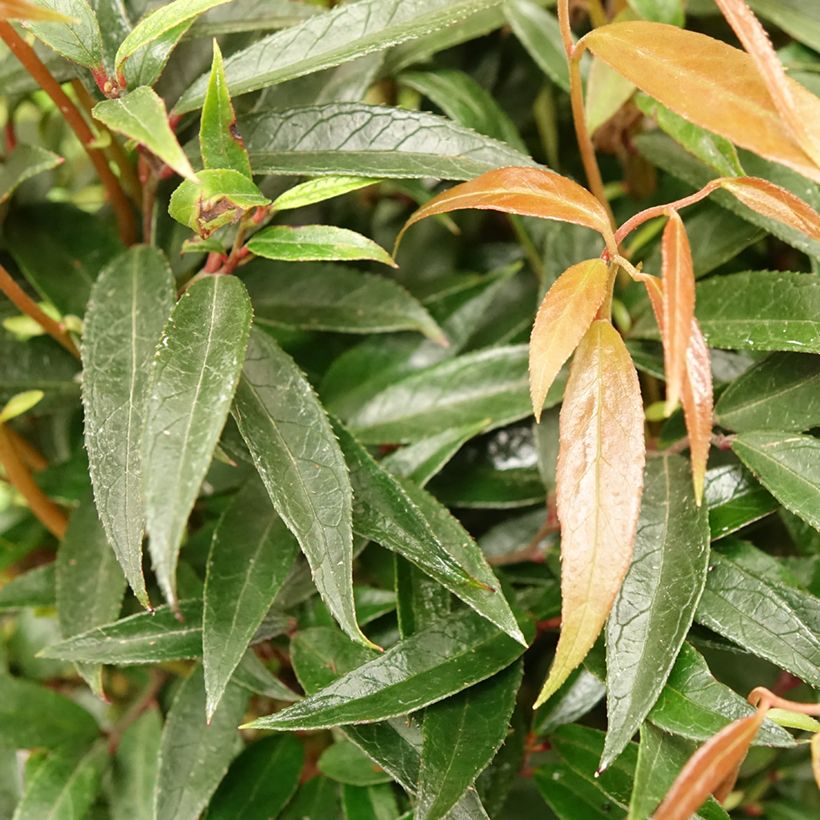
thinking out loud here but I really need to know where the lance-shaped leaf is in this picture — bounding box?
[661,212,695,414]
[704,464,777,540]
[232,329,370,648]
[57,497,126,697]
[175,0,507,112]
[24,0,103,68]
[82,247,175,606]
[0,144,62,204]
[203,476,299,719]
[529,258,609,422]
[581,21,820,183]
[247,608,532,731]
[653,705,767,820]
[93,88,197,181]
[143,276,252,609]
[602,455,710,771]
[732,432,820,532]
[505,0,569,91]
[271,176,379,211]
[398,166,615,250]
[115,0,230,81]
[110,708,161,820]
[200,39,251,178]
[0,563,55,610]
[247,225,396,267]
[534,320,645,707]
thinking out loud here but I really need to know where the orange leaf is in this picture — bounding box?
[529,259,610,422]
[718,177,820,241]
[1,0,72,21]
[681,319,713,505]
[812,734,820,792]
[661,212,694,415]
[396,166,616,252]
[534,320,644,707]
[714,0,820,169]
[654,704,768,820]
[582,21,820,183]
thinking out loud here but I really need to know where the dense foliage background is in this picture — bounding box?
[0,0,819,817]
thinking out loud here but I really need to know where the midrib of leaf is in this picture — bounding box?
[721,371,820,417]
[740,438,817,490]
[42,746,103,820]
[421,695,470,812]
[122,264,140,580]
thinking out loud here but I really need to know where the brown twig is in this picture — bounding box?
[5,427,47,471]
[0,22,136,245]
[0,263,80,358]
[0,424,67,538]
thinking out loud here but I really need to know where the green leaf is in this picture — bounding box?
[143,275,252,608]
[25,0,104,68]
[93,87,197,181]
[504,0,569,91]
[0,390,43,423]
[203,475,299,719]
[602,455,710,770]
[115,0,230,79]
[232,328,369,648]
[0,563,55,611]
[695,272,820,353]
[243,261,444,342]
[208,735,304,819]
[154,666,248,820]
[399,68,525,150]
[716,353,820,432]
[272,176,379,211]
[417,662,522,820]
[13,742,108,820]
[0,144,61,204]
[346,346,562,443]
[247,225,396,267]
[82,246,175,606]
[200,39,252,178]
[175,0,508,112]
[696,545,820,685]
[241,103,534,180]
[246,607,532,731]
[335,421,525,645]
[189,0,320,37]
[429,464,546,509]
[627,0,685,25]
[41,600,203,664]
[110,708,161,820]
[233,650,300,702]
[748,0,820,54]
[533,669,606,736]
[704,463,778,540]
[57,497,126,696]
[534,762,626,819]
[0,675,99,749]
[319,740,393,786]
[0,332,79,407]
[280,778,341,820]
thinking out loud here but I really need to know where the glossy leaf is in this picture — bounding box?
[143,275,252,608]
[417,662,522,819]
[582,21,820,183]
[732,432,820,532]
[241,103,534,180]
[603,455,710,770]
[0,144,61,204]
[272,176,378,211]
[93,87,197,181]
[243,261,444,342]
[247,225,396,267]
[341,783,399,820]
[335,421,525,645]
[247,607,533,731]
[203,476,299,719]
[529,258,609,421]
[704,463,778,540]
[82,246,175,606]
[534,669,606,736]
[154,667,248,820]
[25,0,103,68]
[232,329,369,648]
[110,708,161,820]
[504,0,569,92]
[535,320,645,706]
[175,0,508,112]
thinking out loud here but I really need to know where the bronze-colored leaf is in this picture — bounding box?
[681,319,713,504]
[582,21,820,183]
[529,258,610,422]
[812,733,820,791]
[534,320,645,707]
[1,0,71,21]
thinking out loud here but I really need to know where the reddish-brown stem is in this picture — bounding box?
[139,155,158,244]
[0,22,135,245]
[0,424,67,538]
[748,686,820,716]
[0,264,80,358]
[5,428,48,471]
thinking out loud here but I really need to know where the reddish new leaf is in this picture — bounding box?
[397,166,616,251]
[534,320,645,707]
[529,258,610,422]
[582,22,820,183]
[0,0,71,20]
[661,211,694,414]
[654,704,768,820]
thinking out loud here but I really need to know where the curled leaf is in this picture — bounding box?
[529,258,610,422]
[534,320,645,707]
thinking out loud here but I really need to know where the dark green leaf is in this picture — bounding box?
[203,475,299,718]
[534,762,626,820]
[25,0,104,68]
[280,778,341,820]
[0,563,55,610]
[189,0,320,36]
[110,708,162,820]
[341,783,400,820]
[704,463,778,540]
[504,0,569,91]
[82,246,175,606]
[232,329,369,648]
[143,275,252,608]
[0,144,61,204]
[429,465,546,509]
[319,740,393,786]
[603,455,710,770]
[0,332,79,407]
[533,669,606,736]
